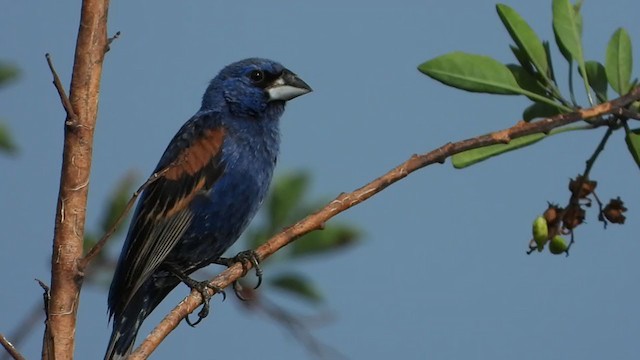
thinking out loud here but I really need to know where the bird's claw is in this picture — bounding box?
[235,250,263,289]
[184,280,225,327]
[214,250,263,300]
[166,264,226,327]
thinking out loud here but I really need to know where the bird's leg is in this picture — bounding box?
[164,264,226,327]
[213,250,263,301]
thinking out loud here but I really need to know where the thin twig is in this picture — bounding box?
[0,334,25,360]
[79,166,171,269]
[584,126,614,179]
[0,302,43,360]
[255,297,344,359]
[105,31,121,53]
[45,53,78,125]
[36,279,52,360]
[616,107,640,120]
[128,86,640,360]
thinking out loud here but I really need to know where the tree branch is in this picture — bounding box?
[0,334,25,360]
[128,87,640,359]
[46,0,111,358]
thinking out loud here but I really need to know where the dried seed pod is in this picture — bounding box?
[543,203,563,227]
[569,175,597,199]
[563,204,585,230]
[603,197,627,224]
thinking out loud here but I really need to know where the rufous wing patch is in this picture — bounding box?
[164,127,225,181]
[158,127,225,218]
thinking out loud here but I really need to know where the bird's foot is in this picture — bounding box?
[214,250,263,301]
[166,265,226,327]
[184,279,227,327]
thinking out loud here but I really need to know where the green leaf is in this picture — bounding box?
[452,133,547,169]
[245,228,270,250]
[625,127,640,170]
[101,172,137,235]
[270,273,323,303]
[0,123,17,154]
[419,52,571,111]
[267,172,309,231]
[507,64,548,100]
[497,4,549,80]
[419,52,522,95]
[522,102,563,122]
[0,62,19,87]
[543,41,558,83]
[552,0,586,68]
[582,61,608,102]
[552,0,592,103]
[510,45,536,75]
[290,225,360,258]
[605,28,633,95]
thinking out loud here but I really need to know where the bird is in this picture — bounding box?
[104,58,312,360]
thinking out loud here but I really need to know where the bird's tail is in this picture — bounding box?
[104,301,146,360]
[104,284,174,360]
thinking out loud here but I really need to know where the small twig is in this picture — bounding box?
[105,31,121,53]
[0,334,25,360]
[583,126,614,179]
[128,86,640,360]
[45,53,77,125]
[255,297,344,359]
[79,166,171,269]
[616,107,640,120]
[567,60,578,108]
[0,302,43,360]
[36,279,53,360]
[591,191,607,229]
[565,231,575,257]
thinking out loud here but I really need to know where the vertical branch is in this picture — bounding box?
[47,0,111,358]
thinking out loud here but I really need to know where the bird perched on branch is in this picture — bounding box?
[104,58,312,360]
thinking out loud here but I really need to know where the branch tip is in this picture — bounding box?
[0,333,26,360]
[106,31,122,53]
[45,53,77,123]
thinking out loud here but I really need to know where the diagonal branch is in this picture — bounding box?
[128,86,640,359]
[79,166,171,269]
[0,333,25,360]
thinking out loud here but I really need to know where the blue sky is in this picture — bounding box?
[2,1,639,359]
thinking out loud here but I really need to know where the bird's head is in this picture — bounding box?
[202,58,312,117]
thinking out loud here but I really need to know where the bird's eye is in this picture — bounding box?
[249,70,265,83]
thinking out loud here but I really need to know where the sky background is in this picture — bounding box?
[2,1,640,359]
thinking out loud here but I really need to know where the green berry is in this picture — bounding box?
[532,216,548,251]
[549,236,568,255]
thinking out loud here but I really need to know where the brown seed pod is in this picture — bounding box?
[562,204,585,230]
[569,175,597,199]
[543,203,563,228]
[603,197,627,224]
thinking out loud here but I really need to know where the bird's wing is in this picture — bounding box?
[109,113,226,316]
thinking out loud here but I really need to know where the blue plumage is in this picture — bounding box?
[105,58,311,359]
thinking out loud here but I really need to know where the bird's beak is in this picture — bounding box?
[266,69,312,102]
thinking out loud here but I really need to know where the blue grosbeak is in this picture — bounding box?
[104,58,311,359]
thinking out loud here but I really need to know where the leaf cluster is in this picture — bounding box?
[0,61,20,154]
[418,0,640,169]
